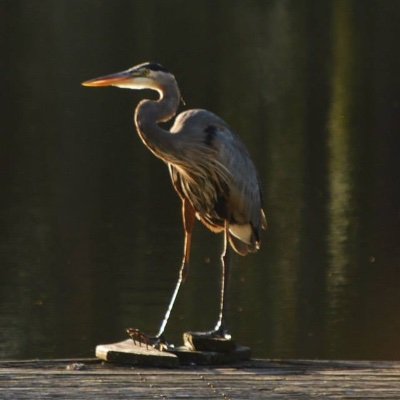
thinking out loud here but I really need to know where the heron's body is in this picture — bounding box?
[82,62,266,341]
[168,109,265,255]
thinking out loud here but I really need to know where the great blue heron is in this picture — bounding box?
[82,62,266,344]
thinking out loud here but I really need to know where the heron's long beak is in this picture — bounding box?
[81,70,133,87]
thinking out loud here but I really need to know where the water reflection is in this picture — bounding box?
[326,1,357,348]
[1,0,400,360]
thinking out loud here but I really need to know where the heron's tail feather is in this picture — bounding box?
[261,209,267,230]
[229,234,261,256]
[228,223,261,256]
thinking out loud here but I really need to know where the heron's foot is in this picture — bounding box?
[209,322,232,340]
[126,328,171,351]
[150,334,171,351]
[183,327,235,353]
[188,326,232,340]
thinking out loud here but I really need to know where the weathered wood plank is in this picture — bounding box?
[96,339,179,367]
[96,337,251,366]
[1,358,400,399]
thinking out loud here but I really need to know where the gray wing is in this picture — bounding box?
[169,109,266,255]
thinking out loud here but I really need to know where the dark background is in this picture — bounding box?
[1,0,400,360]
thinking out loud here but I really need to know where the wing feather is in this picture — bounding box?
[168,109,266,255]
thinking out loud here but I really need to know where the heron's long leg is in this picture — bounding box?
[156,199,195,339]
[213,221,230,335]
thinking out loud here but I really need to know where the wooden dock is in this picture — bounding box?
[1,358,400,399]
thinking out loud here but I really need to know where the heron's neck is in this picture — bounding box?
[134,82,181,162]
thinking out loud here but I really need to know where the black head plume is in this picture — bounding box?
[139,62,169,73]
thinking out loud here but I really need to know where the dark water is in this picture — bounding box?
[1,0,400,360]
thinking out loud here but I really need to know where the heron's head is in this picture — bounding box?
[82,62,175,93]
